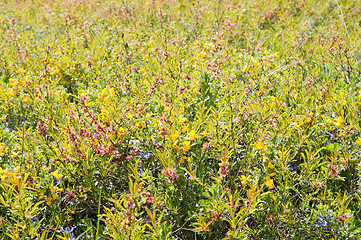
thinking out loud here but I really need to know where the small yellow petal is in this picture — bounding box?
[52,170,63,180]
[268,162,275,169]
[47,197,52,206]
[183,141,191,152]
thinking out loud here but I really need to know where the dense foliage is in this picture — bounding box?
[1,0,361,239]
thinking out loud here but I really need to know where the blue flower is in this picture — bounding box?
[60,226,84,240]
[326,131,333,138]
[138,167,144,176]
[223,213,231,220]
[184,172,191,188]
[61,226,76,239]
[286,162,297,172]
[127,53,133,62]
[140,150,153,159]
[316,215,336,227]
[316,215,327,226]
[31,215,41,223]
[235,147,245,154]
[54,176,64,184]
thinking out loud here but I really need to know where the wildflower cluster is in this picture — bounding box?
[1,0,361,239]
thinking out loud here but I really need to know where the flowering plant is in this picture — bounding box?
[1,0,361,239]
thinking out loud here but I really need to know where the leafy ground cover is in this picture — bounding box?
[1,0,361,239]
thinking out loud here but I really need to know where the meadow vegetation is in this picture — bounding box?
[1,0,361,239]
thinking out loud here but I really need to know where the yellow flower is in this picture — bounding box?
[201,130,207,139]
[10,80,19,88]
[79,89,86,95]
[334,121,341,128]
[298,119,304,127]
[63,142,72,152]
[110,88,116,97]
[10,174,17,185]
[10,151,19,158]
[188,129,198,141]
[255,141,266,151]
[180,156,187,164]
[46,197,52,206]
[183,141,191,152]
[0,143,5,157]
[266,176,274,189]
[20,77,26,85]
[171,132,179,142]
[22,97,30,104]
[271,194,276,200]
[8,88,16,97]
[333,117,343,128]
[268,162,275,169]
[52,193,58,200]
[247,189,254,200]
[182,125,188,133]
[357,137,361,145]
[241,175,248,185]
[52,169,63,181]
[179,116,187,123]
[109,133,116,141]
[177,107,184,115]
